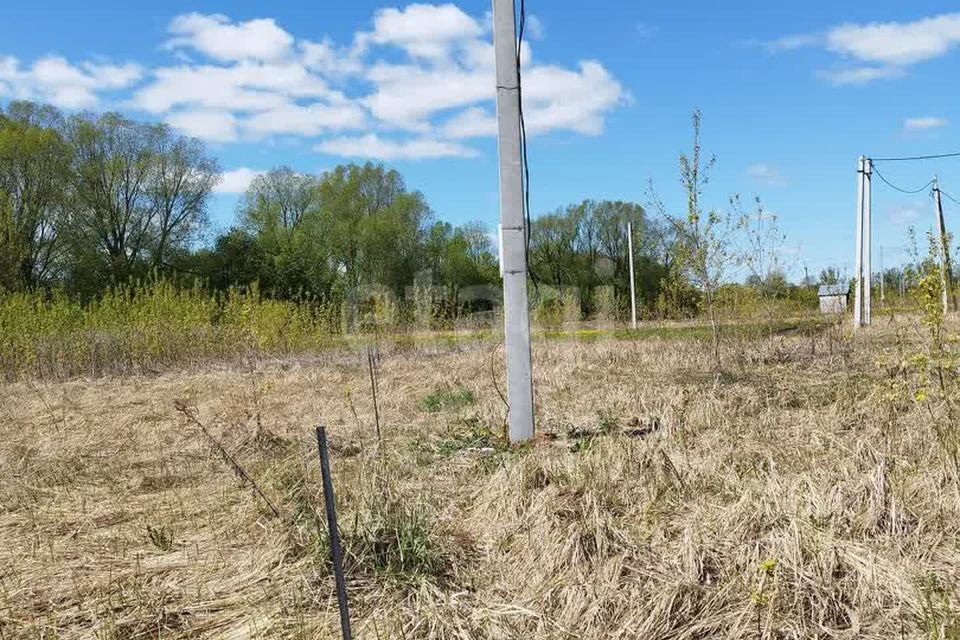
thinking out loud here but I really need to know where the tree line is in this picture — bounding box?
[0,101,502,307]
[0,101,218,296]
[2,101,820,322]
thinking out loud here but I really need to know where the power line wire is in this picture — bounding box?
[515,0,541,297]
[871,164,935,195]
[941,188,960,206]
[871,151,960,163]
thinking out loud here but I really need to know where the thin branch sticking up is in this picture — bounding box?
[174,401,281,518]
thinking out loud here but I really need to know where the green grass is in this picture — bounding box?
[421,386,476,413]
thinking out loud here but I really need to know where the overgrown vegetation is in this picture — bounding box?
[0,280,341,379]
[5,317,960,638]
[2,100,838,350]
[6,100,960,639]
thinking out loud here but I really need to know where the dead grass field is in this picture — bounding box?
[2,316,960,639]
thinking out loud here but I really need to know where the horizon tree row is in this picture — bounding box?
[2,100,853,323]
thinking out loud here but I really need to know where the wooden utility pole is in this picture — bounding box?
[492,0,534,443]
[933,176,957,313]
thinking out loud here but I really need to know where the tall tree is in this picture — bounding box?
[239,167,320,234]
[0,101,71,289]
[320,163,431,296]
[149,132,219,269]
[425,220,499,291]
[236,168,332,297]
[68,113,160,282]
[530,207,582,285]
[529,199,668,314]
[66,112,217,287]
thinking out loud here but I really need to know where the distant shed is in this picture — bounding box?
[818,283,848,314]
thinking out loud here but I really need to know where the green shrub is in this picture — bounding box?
[0,279,341,380]
[421,386,476,413]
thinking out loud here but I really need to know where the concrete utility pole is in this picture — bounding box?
[864,158,873,325]
[854,157,873,328]
[627,222,637,330]
[933,176,957,313]
[854,156,865,327]
[492,0,534,443]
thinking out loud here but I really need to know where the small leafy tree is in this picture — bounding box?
[819,267,841,286]
[737,195,790,327]
[662,111,743,369]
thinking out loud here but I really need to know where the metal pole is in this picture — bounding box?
[366,348,381,442]
[854,156,865,328]
[315,427,352,640]
[933,177,956,313]
[627,222,637,330]
[880,245,885,304]
[864,158,873,326]
[492,0,534,443]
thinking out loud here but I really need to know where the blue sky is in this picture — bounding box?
[2,1,960,279]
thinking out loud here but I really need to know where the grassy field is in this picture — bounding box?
[2,313,960,639]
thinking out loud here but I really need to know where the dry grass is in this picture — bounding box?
[2,315,959,639]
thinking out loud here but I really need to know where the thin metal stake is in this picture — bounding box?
[315,426,352,640]
[367,348,381,442]
[627,221,637,330]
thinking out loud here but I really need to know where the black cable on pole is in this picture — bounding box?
[871,164,935,195]
[872,151,960,163]
[941,188,960,206]
[515,0,541,295]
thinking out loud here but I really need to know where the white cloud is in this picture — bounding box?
[80,61,143,89]
[132,62,337,114]
[316,134,478,160]
[364,63,491,130]
[167,13,294,62]
[364,53,624,137]
[440,106,497,139]
[767,13,960,85]
[244,102,367,137]
[301,39,364,76]
[764,33,819,52]
[826,14,960,66]
[166,109,239,142]
[746,163,787,187]
[215,167,266,193]
[361,3,483,60]
[0,55,142,108]
[525,16,545,40]
[816,65,904,86]
[890,203,925,225]
[1,5,628,158]
[522,61,627,136]
[904,116,948,131]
